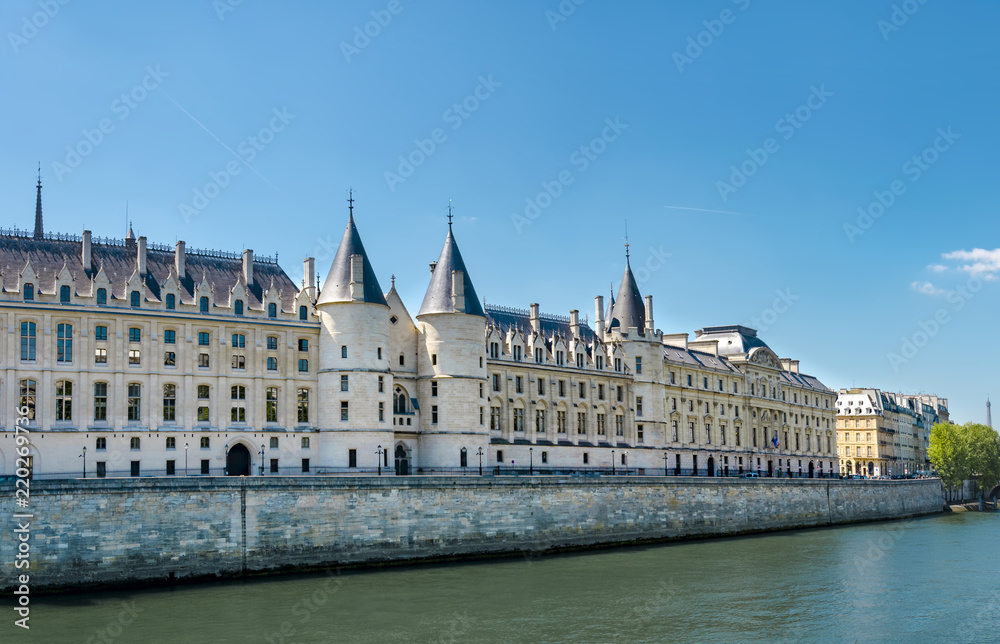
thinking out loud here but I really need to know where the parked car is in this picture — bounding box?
[742,473,759,478]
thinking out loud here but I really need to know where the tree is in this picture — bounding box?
[928,422,968,501]
[963,423,1000,504]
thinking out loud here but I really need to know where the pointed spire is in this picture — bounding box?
[33,163,43,240]
[317,196,387,306]
[417,212,484,317]
[609,250,645,333]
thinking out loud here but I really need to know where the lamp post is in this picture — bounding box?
[259,444,265,476]
[476,447,484,476]
[376,445,383,476]
[79,446,86,479]
[184,442,189,476]
[663,452,668,476]
[224,446,229,476]
[461,447,468,475]
[623,450,628,476]
[611,449,616,476]
[529,447,533,475]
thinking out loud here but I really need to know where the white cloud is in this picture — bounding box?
[928,264,947,273]
[941,248,1000,277]
[911,281,946,296]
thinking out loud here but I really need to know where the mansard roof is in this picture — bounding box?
[485,304,598,343]
[694,325,770,355]
[609,258,644,332]
[317,213,387,306]
[418,225,484,317]
[0,231,297,310]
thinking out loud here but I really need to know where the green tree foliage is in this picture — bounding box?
[929,422,1000,501]
[929,422,968,495]
[964,423,1000,499]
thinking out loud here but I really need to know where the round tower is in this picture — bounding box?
[414,218,488,472]
[315,202,393,472]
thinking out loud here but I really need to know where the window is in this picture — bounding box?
[129,327,141,342]
[559,380,566,397]
[294,388,309,424]
[267,357,278,371]
[617,386,624,403]
[267,387,279,423]
[196,332,209,346]
[232,355,245,369]
[97,461,107,477]
[235,300,244,316]
[268,302,277,317]
[557,410,566,433]
[537,378,545,396]
[399,354,405,366]
[130,291,140,308]
[514,377,521,395]
[636,397,643,417]
[497,450,504,463]
[96,437,107,450]
[341,375,349,392]
[129,349,141,365]
[130,437,141,450]
[201,437,210,449]
[298,359,309,372]
[579,382,585,399]
[490,405,502,431]
[92,325,108,342]
[165,293,175,309]
[583,453,589,465]
[636,356,642,374]
[166,437,176,450]
[341,345,347,359]
[432,380,438,396]
[577,412,586,435]
[378,376,384,393]
[23,283,34,300]
[341,400,349,421]
[492,373,500,392]
[687,374,692,387]
[159,329,175,345]
[96,287,106,305]
[379,401,385,422]
[94,383,108,421]
[127,384,141,421]
[163,384,176,421]
[703,377,708,389]
[200,296,209,313]
[19,379,36,421]
[598,384,605,400]
[616,415,624,437]
[55,380,73,421]
[232,334,246,349]
[231,386,247,422]
[298,339,308,352]
[164,351,176,366]
[536,409,546,434]
[432,405,440,425]
[60,284,71,303]
[57,323,73,362]
[349,449,357,468]
[672,420,679,442]
[301,437,310,449]
[597,413,606,435]
[20,322,36,361]
[299,305,307,320]
[267,336,278,351]
[460,449,468,468]
[199,353,209,368]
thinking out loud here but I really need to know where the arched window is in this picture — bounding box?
[131,291,140,308]
[97,288,107,305]
[55,380,73,421]
[60,285,71,303]
[57,323,73,362]
[234,300,244,316]
[19,379,37,420]
[23,283,34,301]
[268,302,277,317]
[299,305,307,320]
[165,293,175,309]
[200,296,209,313]
[20,321,36,361]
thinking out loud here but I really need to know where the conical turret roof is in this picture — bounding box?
[608,258,644,333]
[317,212,387,306]
[417,223,484,317]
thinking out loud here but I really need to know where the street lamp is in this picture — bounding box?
[529,447,533,475]
[623,450,628,475]
[663,452,668,476]
[259,444,265,476]
[224,446,229,476]
[476,447,484,476]
[185,442,189,476]
[461,447,468,475]
[376,445,384,476]
[611,449,616,476]
[79,446,86,479]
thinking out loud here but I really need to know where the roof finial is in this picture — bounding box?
[624,219,630,259]
[347,188,354,217]
[447,198,454,229]
[33,162,43,240]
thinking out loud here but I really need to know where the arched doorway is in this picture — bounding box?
[394,445,409,476]
[707,456,715,477]
[867,462,874,477]
[227,444,251,476]
[808,461,815,478]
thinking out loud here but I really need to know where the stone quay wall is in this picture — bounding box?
[1,476,943,591]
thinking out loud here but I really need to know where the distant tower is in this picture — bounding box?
[988,398,992,428]
[33,165,43,240]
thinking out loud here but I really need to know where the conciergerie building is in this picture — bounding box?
[1,182,838,478]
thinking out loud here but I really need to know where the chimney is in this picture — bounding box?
[81,230,92,272]
[242,249,254,287]
[451,269,465,312]
[570,309,580,338]
[595,295,605,336]
[644,295,654,332]
[350,254,364,301]
[137,236,147,276]
[790,360,800,374]
[175,241,186,279]
[303,257,315,297]
[530,303,541,334]
[429,261,437,274]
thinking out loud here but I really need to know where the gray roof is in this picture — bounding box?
[694,325,770,355]
[317,214,387,306]
[609,259,645,332]
[485,304,598,344]
[418,225,484,317]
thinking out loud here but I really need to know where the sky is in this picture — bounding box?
[1,0,996,423]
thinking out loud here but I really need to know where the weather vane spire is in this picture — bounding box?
[447,198,453,229]
[624,219,630,259]
[347,188,354,217]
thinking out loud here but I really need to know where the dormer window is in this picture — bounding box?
[23,283,33,301]
[235,300,244,316]
[299,305,307,320]
[130,291,140,308]
[268,302,277,317]
[60,285,71,303]
[97,288,107,305]
[165,293,175,309]
[200,296,209,313]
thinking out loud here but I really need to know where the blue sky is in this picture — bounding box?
[1,0,995,423]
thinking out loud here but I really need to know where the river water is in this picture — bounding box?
[13,511,999,643]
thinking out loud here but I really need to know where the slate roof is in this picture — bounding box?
[418,225,484,317]
[694,325,770,355]
[485,304,598,343]
[608,259,645,332]
[317,213,387,306]
[661,346,742,375]
[0,233,298,310]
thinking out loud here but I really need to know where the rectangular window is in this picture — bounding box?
[94,382,108,421]
[163,384,176,421]
[129,349,141,365]
[672,420,679,442]
[535,409,546,434]
[301,458,310,473]
[297,388,309,424]
[557,410,566,433]
[267,357,278,371]
[636,396,643,417]
[341,375,349,392]
[349,449,357,468]
[57,323,73,362]
[199,353,210,368]
[579,382,585,398]
[198,332,210,346]
[164,352,176,366]
[55,380,72,421]
[95,348,108,364]
[267,336,278,350]
[232,333,246,349]
[512,407,522,431]
[596,413,606,436]
[129,327,141,342]
[267,387,279,423]
[514,377,522,394]
[490,405,502,431]
[577,412,586,435]
[559,380,566,397]
[95,325,108,341]
[232,355,245,369]
[635,356,642,374]
[378,376,384,393]
[432,380,439,397]
[131,461,140,477]
[298,359,308,372]
[379,401,385,422]
[492,373,500,392]
[20,322,36,361]
[127,384,141,422]
[270,437,279,449]
[341,401,349,421]
[432,405,439,425]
